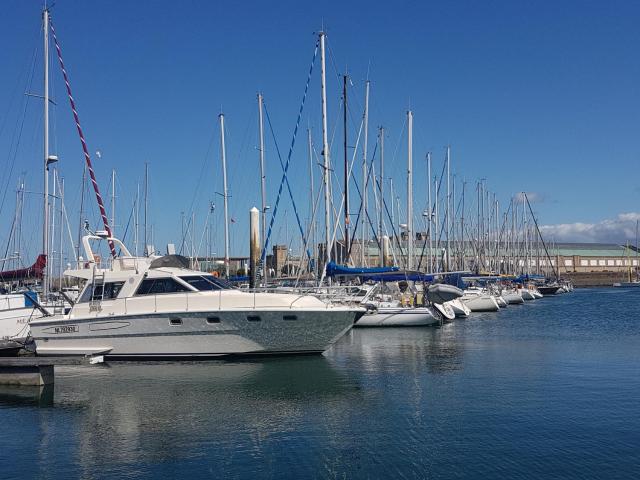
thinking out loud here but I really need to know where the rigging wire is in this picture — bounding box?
[259,39,318,269]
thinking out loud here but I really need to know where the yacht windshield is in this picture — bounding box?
[179,275,233,291]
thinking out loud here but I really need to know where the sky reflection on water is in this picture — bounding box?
[2,289,640,479]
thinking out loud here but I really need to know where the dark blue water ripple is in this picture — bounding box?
[2,288,639,479]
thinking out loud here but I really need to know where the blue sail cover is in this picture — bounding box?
[228,275,250,283]
[325,261,399,277]
[363,271,434,282]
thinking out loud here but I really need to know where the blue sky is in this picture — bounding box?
[1,0,639,261]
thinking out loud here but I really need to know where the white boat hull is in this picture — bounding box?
[462,294,500,312]
[355,307,440,327]
[447,299,471,317]
[519,289,536,301]
[0,294,41,342]
[503,292,524,304]
[31,309,357,357]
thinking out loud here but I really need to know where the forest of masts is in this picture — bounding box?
[1,31,557,285]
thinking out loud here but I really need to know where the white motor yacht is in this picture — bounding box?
[30,235,363,358]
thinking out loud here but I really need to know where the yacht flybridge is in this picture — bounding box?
[30,235,364,358]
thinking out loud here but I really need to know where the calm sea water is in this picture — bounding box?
[2,288,639,479]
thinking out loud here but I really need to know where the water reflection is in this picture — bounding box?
[0,384,54,407]
[36,357,362,476]
[333,325,464,375]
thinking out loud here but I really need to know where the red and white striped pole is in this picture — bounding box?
[49,16,116,258]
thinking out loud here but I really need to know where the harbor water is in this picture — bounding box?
[2,288,639,479]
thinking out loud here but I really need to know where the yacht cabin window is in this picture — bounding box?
[135,277,191,296]
[78,281,125,303]
[179,275,232,291]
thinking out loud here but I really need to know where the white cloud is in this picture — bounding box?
[540,212,640,243]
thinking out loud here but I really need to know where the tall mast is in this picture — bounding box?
[446,145,451,271]
[406,110,413,270]
[42,8,50,296]
[427,152,433,272]
[452,173,456,270]
[632,220,638,281]
[378,127,384,266]
[477,182,481,273]
[144,162,149,254]
[342,75,350,263]
[434,177,439,271]
[219,113,230,278]
[110,169,116,239]
[361,81,370,266]
[134,182,139,256]
[319,31,331,268]
[50,168,56,287]
[257,93,267,263]
[307,128,316,273]
[58,176,65,288]
[390,178,395,243]
[461,180,466,271]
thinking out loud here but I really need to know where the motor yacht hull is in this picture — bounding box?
[355,307,440,327]
[30,309,358,357]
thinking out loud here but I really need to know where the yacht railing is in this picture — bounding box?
[110,288,340,316]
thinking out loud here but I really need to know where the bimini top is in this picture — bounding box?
[149,255,191,269]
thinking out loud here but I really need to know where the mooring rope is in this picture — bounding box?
[49,16,116,257]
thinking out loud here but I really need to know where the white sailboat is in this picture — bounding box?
[0,9,55,349]
[461,287,500,312]
[502,288,525,304]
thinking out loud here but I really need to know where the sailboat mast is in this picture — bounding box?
[219,113,230,278]
[446,145,451,271]
[42,8,50,296]
[427,152,433,272]
[111,169,116,239]
[361,81,370,266]
[378,127,384,266]
[461,180,466,271]
[406,110,413,270]
[342,75,350,263]
[390,178,395,242]
[307,128,316,273]
[319,32,332,268]
[134,182,139,256]
[257,93,267,261]
[144,162,149,254]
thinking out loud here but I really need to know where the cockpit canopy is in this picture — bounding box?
[149,255,191,269]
